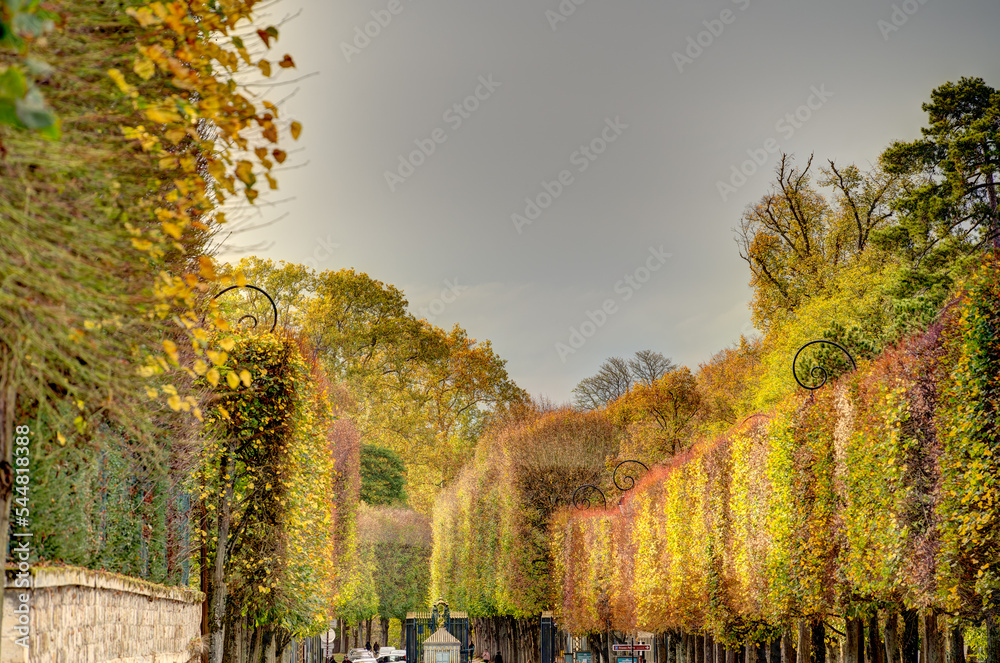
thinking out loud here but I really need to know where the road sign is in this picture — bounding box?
[612,645,651,652]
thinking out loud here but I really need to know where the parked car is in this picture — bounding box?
[377,649,406,663]
[348,649,376,663]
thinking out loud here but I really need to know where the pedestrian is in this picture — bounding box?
[366,642,372,653]
[494,651,504,663]
[483,650,490,663]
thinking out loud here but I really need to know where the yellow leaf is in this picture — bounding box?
[163,221,182,239]
[206,368,220,387]
[290,121,302,140]
[57,432,67,446]
[226,372,240,389]
[146,107,182,124]
[167,395,182,411]
[239,369,252,387]
[146,387,158,399]
[258,60,272,77]
[198,256,216,279]
[133,57,156,80]
[163,339,179,362]
[107,68,134,94]
[194,360,208,376]
[272,149,287,164]
[126,6,160,26]
[235,160,255,186]
[164,127,187,144]
[219,337,236,351]
[206,350,228,366]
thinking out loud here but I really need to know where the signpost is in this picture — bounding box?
[613,645,651,652]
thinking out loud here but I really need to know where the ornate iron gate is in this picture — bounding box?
[406,601,469,663]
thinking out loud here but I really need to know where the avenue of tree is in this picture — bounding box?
[431,77,1000,663]
[1,3,999,663]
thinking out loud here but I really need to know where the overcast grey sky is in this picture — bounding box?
[222,0,1000,404]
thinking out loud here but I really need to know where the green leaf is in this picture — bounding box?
[15,87,56,130]
[0,99,22,128]
[11,12,52,39]
[0,65,28,101]
[24,56,53,77]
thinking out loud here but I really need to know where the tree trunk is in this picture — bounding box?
[260,628,274,663]
[668,633,678,663]
[868,615,884,663]
[847,618,863,663]
[249,623,262,663]
[884,613,900,663]
[209,447,234,663]
[381,617,390,649]
[925,612,943,663]
[276,631,291,663]
[902,610,919,663]
[812,621,826,663]
[768,639,781,663]
[948,626,965,663]
[725,646,735,663]
[697,636,705,663]
[799,622,813,663]
[708,635,716,663]
[986,615,998,663]
[784,626,798,663]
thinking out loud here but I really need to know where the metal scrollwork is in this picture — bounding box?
[573,484,608,511]
[211,284,278,333]
[612,459,649,493]
[792,339,857,391]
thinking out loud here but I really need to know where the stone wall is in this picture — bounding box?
[1,566,205,663]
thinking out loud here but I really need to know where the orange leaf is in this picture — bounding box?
[290,121,302,140]
[278,54,295,69]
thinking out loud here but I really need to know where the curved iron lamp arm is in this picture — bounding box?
[573,484,608,511]
[211,284,278,333]
[612,459,649,493]
[792,339,856,391]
